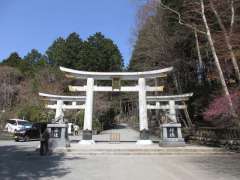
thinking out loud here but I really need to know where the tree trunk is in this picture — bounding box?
[200,0,237,118]
[194,29,204,84]
[209,0,240,84]
[230,0,235,35]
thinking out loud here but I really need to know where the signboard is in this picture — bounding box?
[112,77,121,90]
[167,127,178,138]
[50,127,62,138]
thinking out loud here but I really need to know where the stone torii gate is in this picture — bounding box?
[60,66,173,145]
[39,93,85,122]
[146,93,193,146]
[39,93,86,149]
[146,93,193,123]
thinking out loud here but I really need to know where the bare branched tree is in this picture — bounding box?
[158,0,237,119]
[0,66,23,110]
[209,0,240,83]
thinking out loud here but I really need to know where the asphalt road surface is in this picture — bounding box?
[0,140,240,180]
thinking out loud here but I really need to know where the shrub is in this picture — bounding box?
[203,90,240,126]
[17,104,49,122]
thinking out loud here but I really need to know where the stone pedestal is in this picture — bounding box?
[82,130,92,140]
[47,123,70,151]
[140,129,150,140]
[159,123,185,147]
[137,130,153,145]
[79,130,95,144]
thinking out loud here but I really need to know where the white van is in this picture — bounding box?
[5,119,32,133]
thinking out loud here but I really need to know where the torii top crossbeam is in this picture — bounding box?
[147,93,193,102]
[60,66,173,80]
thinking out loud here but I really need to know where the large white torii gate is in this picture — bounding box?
[60,66,173,144]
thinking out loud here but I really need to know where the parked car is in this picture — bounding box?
[5,119,32,133]
[14,122,48,142]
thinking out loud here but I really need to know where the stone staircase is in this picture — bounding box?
[56,143,235,156]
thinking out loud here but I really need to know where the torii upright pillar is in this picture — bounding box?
[80,78,95,144]
[137,78,152,144]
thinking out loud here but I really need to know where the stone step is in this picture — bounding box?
[66,150,232,155]
[66,152,233,156]
[67,148,227,152]
[55,144,235,155]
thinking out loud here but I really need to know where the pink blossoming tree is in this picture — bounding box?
[203,90,240,127]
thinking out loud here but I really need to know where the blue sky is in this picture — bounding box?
[0,0,143,65]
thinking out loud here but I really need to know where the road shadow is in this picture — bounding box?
[184,155,240,178]
[0,145,85,180]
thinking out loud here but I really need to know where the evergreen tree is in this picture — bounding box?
[46,33,83,68]
[24,49,42,65]
[46,32,123,71]
[79,32,123,71]
[46,37,67,66]
[22,49,48,75]
[2,52,23,68]
[65,32,83,68]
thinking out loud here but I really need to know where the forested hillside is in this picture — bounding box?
[129,0,240,127]
[0,32,123,128]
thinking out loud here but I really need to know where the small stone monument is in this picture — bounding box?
[47,119,70,151]
[159,123,185,147]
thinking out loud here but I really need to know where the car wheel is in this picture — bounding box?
[15,138,19,142]
[24,136,29,142]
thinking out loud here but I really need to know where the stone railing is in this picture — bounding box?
[189,127,240,151]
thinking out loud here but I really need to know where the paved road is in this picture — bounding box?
[0,140,240,180]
